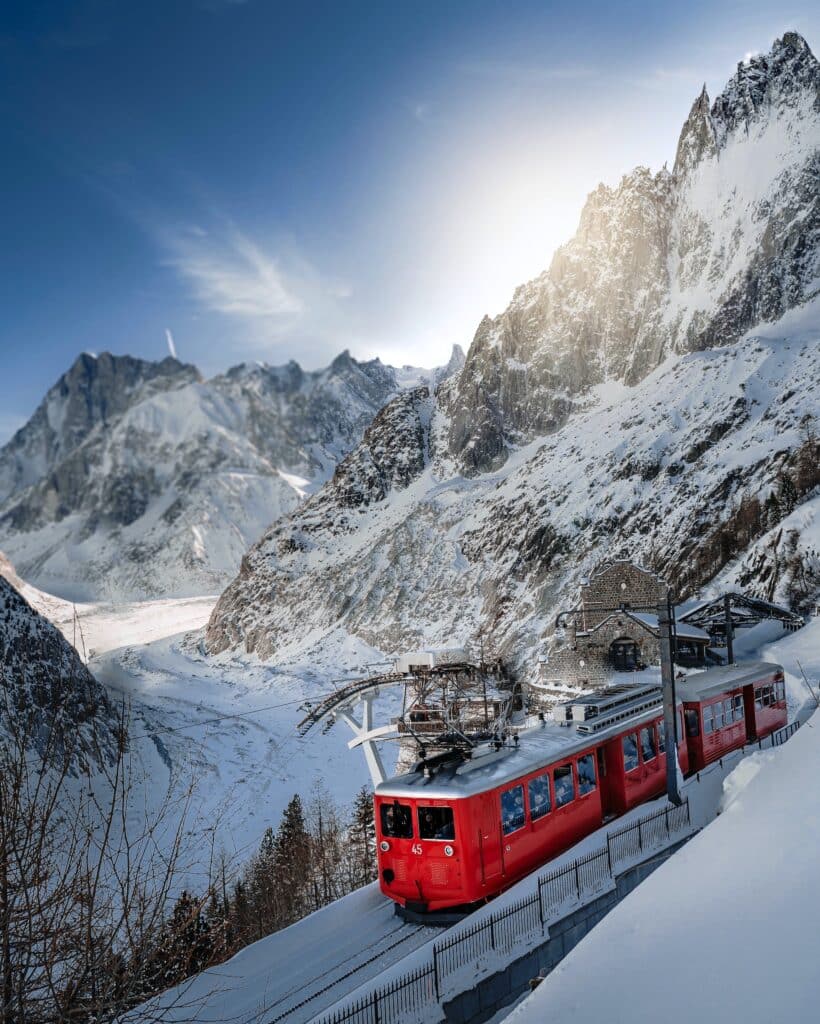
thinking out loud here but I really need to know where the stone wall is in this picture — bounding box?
[539,613,660,690]
[580,559,668,630]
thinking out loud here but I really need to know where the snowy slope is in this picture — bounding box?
[208,33,820,670]
[208,300,820,673]
[505,619,820,1024]
[0,348,462,601]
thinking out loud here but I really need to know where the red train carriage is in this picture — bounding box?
[677,662,787,772]
[375,662,786,914]
[375,683,688,913]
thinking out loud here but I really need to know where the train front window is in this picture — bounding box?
[554,765,575,807]
[657,720,666,752]
[501,786,526,834]
[640,727,657,763]
[380,802,413,839]
[685,710,700,737]
[418,806,455,840]
[528,774,551,821]
[622,733,639,772]
[577,755,596,795]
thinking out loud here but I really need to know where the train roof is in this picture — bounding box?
[376,683,672,800]
[675,661,782,702]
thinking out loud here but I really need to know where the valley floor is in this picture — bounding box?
[37,593,401,871]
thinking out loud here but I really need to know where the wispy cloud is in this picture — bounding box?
[457,59,597,85]
[157,217,355,360]
[164,224,304,319]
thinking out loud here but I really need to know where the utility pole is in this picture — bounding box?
[724,593,734,665]
[658,595,682,806]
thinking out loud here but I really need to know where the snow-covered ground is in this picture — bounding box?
[133,883,440,1024]
[28,593,404,871]
[506,617,820,1024]
[121,610,820,1024]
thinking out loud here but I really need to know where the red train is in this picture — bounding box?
[375,661,786,914]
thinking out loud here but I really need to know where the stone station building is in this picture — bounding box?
[535,560,711,699]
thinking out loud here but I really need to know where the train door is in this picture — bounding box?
[476,793,503,891]
[596,744,617,819]
[743,684,758,741]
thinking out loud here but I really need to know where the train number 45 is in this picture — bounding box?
[411,843,423,855]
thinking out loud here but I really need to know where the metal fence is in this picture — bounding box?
[312,798,691,1024]
[311,716,802,1024]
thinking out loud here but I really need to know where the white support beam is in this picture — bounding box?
[334,691,388,786]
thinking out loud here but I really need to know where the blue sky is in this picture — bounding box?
[1,0,818,440]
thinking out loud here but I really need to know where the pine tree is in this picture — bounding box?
[347,786,377,890]
[777,472,798,516]
[272,794,311,926]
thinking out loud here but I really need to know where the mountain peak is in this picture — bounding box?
[673,83,716,177]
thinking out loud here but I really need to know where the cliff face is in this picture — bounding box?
[0,571,118,770]
[443,32,819,474]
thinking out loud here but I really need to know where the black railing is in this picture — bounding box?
[312,798,691,1024]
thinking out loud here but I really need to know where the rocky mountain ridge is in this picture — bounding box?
[207,33,820,671]
[0,347,462,600]
[443,31,819,473]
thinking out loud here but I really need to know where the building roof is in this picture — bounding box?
[628,612,711,642]
[581,610,711,643]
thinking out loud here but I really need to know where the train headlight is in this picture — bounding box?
[379,840,390,852]
[444,845,454,857]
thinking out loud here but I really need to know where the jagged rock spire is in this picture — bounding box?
[673,83,715,178]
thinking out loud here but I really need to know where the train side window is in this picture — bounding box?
[724,699,733,724]
[577,754,597,795]
[640,727,657,763]
[418,806,455,840]
[554,765,575,807]
[622,734,639,772]
[755,687,763,710]
[733,695,744,721]
[713,702,724,730]
[657,720,666,753]
[528,774,551,821]
[501,786,526,835]
[684,710,699,737]
[703,706,713,734]
[381,802,413,839]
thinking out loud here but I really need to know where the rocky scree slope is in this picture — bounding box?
[0,572,119,770]
[0,348,462,600]
[443,32,819,474]
[207,34,820,671]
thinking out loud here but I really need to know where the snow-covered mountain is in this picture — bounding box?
[0,567,118,770]
[444,32,818,473]
[207,33,820,672]
[0,347,463,600]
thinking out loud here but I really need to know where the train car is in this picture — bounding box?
[375,682,688,914]
[677,661,786,772]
